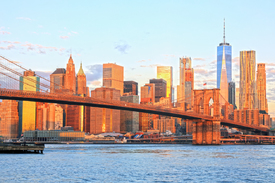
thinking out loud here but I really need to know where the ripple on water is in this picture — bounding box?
[0,144,274,182]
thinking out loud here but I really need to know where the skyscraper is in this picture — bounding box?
[76,63,87,96]
[217,20,232,104]
[177,57,194,110]
[120,95,139,133]
[103,63,124,95]
[64,54,76,94]
[140,83,155,131]
[19,70,40,135]
[257,63,268,113]
[76,63,87,132]
[228,81,236,109]
[157,66,173,101]
[90,87,121,134]
[123,81,138,95]
[0,100,19,138]
[50,68,66,93]
[149,78,167,103]
[239,50,257,109]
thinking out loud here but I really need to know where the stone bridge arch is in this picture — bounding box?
[192,89,221,145]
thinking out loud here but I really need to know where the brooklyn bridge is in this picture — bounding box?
[0,55,272,145]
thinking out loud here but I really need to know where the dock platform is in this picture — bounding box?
[0,143,45,154]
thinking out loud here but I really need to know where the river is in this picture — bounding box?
[1,144,275,182]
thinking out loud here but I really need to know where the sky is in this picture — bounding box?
[1,0,275,116]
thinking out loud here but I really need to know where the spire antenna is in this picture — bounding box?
[223,18,225,44]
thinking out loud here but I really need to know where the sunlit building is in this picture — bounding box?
[235,88,239,109]
[257,63,268,113]
[153,117,175,133]
[140,83,155,131]
[76,63,89,132]
[64,54,76,94]
[123,81,138,95]
[55,104,63,130]
[157,66,173,101]
[228,81,236,109]
[177,57,194,110]
[120,95,139,133]
[217,20,231,105]
[19,70,40,136]
[76,63,87,96]
[103,63,124,95]
[150,79,166,103]
[50,68,66,93]
[90,87,121,134]
[0,100,19,138]
[239,50,258,109]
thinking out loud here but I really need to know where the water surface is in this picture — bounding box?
[1,144,274,182]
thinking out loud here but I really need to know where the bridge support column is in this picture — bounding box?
[192,120,220,145]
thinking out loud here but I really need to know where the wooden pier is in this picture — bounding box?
[0,143,45,154]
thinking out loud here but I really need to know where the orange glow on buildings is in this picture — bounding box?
[0,100,19,138]
[157,66,173,101]
[64,54,76,94]
[177,57,194,110]
[103,63,124,95]
[139,83,155,131]
[239,50,257,110]
[90,87,121,134]
[76,63,87,96]
[257,63,268,113]
[19,70,39,135]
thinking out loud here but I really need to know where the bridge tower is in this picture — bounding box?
[192,89,220,145]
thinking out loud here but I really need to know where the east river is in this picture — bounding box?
[1,144,275,182]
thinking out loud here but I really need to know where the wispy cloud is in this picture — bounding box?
[0,27,11,35]
[0,44,15,50]
[0,31,11,35]
[114,41,131,54]
[137,60,146,63]
[60,36,69,39]
[266,63,275,66]
[16,17,31,21]
[0,40,69,54]
[193,58,206,61]
[140,64,160,68]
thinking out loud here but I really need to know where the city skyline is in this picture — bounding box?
[1,1,275,116]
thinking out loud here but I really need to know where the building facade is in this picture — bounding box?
[177,57,194,110]
[90,87,121,134]
[120,95,139,133]
[50,68,66,93]
[123,81,138,95]
[257,63,268,113]
[217,21,232,90]
[149,79,166,103]
[19,70,40,136]
[76,63,87,96]
[140,83,155,131]
[0,100,19,138]
[239,50,258,109]
[157,66,173,101]
[103,63,124,95]
[228,81,236,109]
[64,54,76,94]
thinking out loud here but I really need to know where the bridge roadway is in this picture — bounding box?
[0,89,270,133]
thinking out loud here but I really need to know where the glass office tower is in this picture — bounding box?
[217,20,232,89]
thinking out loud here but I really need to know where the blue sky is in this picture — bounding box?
[1,0,275,116]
